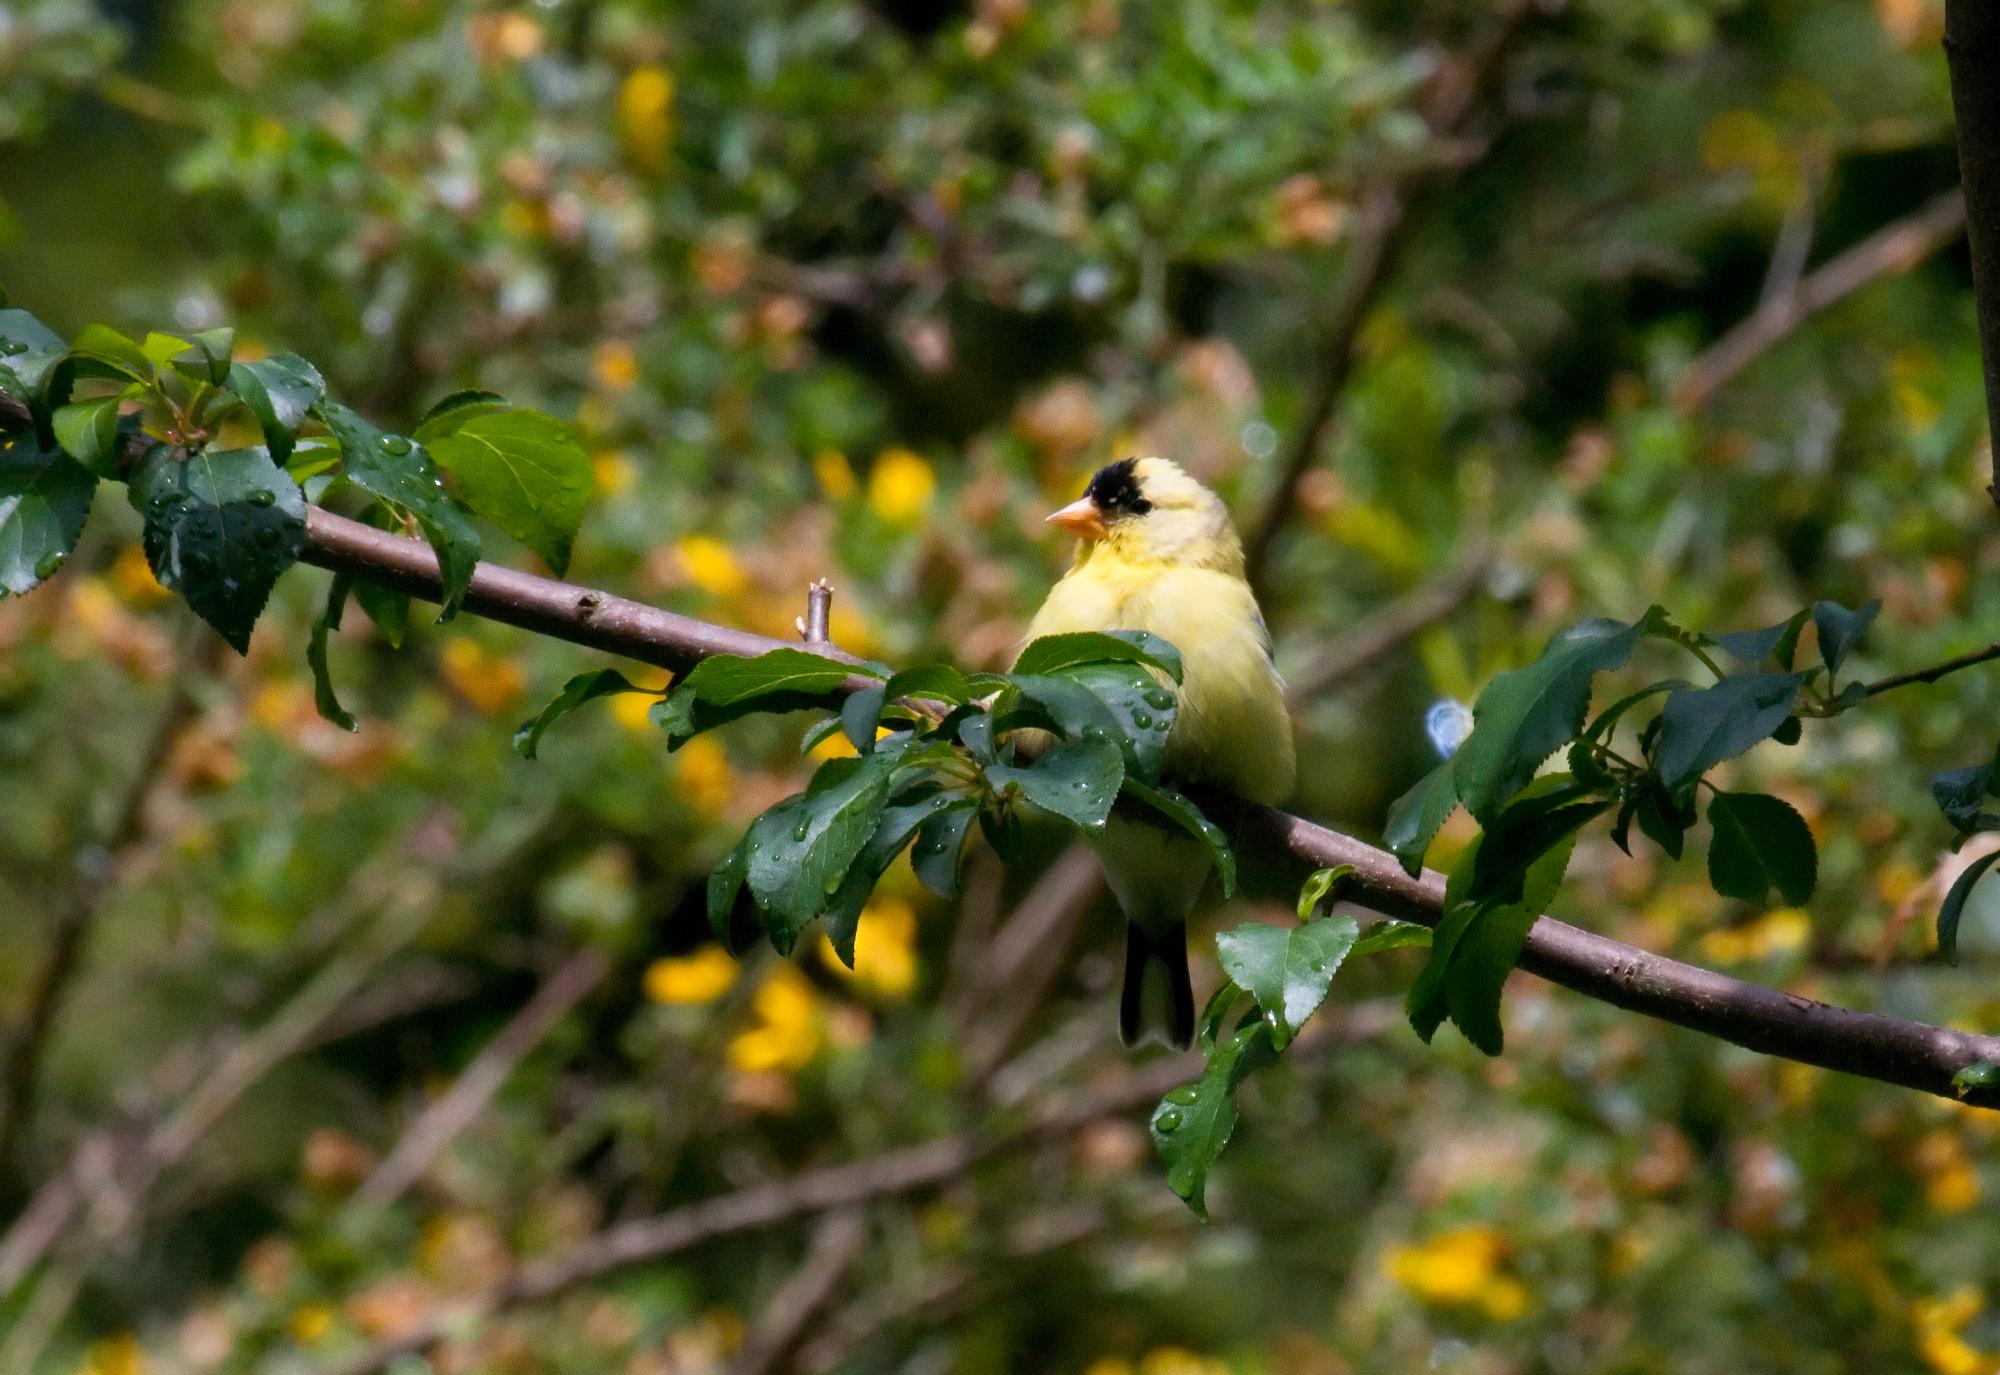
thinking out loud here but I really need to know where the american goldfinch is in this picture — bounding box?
[1021,457,1295,1049]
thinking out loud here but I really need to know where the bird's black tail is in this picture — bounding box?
[1120,919,1195,1051]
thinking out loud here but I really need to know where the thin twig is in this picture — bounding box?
[1858,639,2000,700]
[1674,189,1967,412]
[1285,548,1494,704]
[353,946,609,1208]
[731,1210,871,1375]
[798,579,835,646]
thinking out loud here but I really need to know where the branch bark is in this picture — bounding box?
[1946,0,2000,502]
[1674,188,1967,413]
[294,505,2000,1107]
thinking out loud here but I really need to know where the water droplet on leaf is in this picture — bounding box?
[1154,1109,1182,1132]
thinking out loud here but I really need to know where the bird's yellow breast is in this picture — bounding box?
[1022,549,1295,805]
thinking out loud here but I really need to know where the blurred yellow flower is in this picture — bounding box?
[1138,1348,1228,1375]
[676,535,748,597]
[1083,1363,1132,1375]
[645,946,739,1005]
[819,896,919,997]
[1914,1288,2000,1375]
[109,544,171,605]
[1698,908,1809,963]
[868,447,935,522]
[1385,1225,1531,1321]
[814,448,857,500]
[469,11,543,63]
[77,1335,148,1375]
[1917,1130,1983,1214]
[593,449,638,498]
[1324,498,1423,577]
[438,636,527,716]
[287,1303,336,1345]
[592,340,640,392]
[726,965,824,1073]
[619,66,676,173]
[674,735,735,816]
[610,669,672,734]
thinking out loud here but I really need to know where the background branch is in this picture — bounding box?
[1946,0,2000,500]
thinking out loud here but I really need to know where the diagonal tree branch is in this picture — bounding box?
[293,506,2000,1106]
[1674,188,1967,413]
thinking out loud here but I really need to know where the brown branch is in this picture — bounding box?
[1284,547,1493,704]
[1243,0,1537,588]
[285,506,2000,1107]
[1860,639,2000,700]
[731,1210,871,1375]
[1946,0,2000,503]
[1674,189,1967,413]
[0,627,220,1172]
[353,946,608,1208]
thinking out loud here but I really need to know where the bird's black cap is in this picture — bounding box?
[1085,457,1152,517]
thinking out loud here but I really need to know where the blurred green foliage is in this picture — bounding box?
[6,0,2000,1372]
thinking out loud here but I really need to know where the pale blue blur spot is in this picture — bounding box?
[1426,699,1473,759]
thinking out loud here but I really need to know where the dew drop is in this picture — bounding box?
[792,818,810,841]
[1167,1087,1199,1105]
[381,435,412,455]
[1131,712,1153,730]
[246,487,277,507]
[1154,1109,1182,1132]
[33,551,63,579]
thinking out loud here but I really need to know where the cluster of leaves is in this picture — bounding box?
[0,304,590,684]
[1385,601,1884,1051]
[518,629,1236,968]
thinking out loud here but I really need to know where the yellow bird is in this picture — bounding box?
[1021,457,1295,1049]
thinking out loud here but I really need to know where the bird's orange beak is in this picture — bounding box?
[1045,495,1108,540]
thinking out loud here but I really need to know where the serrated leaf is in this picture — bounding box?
[1123,778,1236,896]
[1216,915,1358,1047]
[1934,753,2000,837]
[912,802,978,898]
[821,790,962,965]
[51,397,122,476]
[681,647,875,704]
[1384,760,1456,877]
[67,324,153,380]
[1464,784,1607,908]
[1634,783,1692,860]
[419,390,508,430]
[1715,610,1808,668]
[128,446,305,652]
[1296,864,1354,922]
[707,834,754,951]
[1939,850,2000,966]
[744,753,896,952]
[985,736,1123,829]
[1151,1021,1276,1220]
[1812,599,1880,674]
[884,663,972,705]
[0,430,96,596]
[424,407,592,575]
[1014,629,1184,683]
[1352,921,1431,956]
[321,402,481,616]
[841,685,886,752]
[353,576,410,648]
[188,328,235,384]
[515,668,651,759]
[1014,663,1178,783]
[309,575,359,732]
[227,355,325,464]
[1452,617,1641,822]
[1706,791,1816,907]
[1653,672,1807,788]
[0,309,66,406]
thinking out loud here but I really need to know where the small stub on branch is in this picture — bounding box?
[798,578,835,646]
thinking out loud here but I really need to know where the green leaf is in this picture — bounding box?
[1296,864,1354,921]
[320,403,481,617]
[1014,629,1184,683]
[1384,760,1456,877]
[129,446,305,652]
[1938,850,2000,966]
[800,715,849,756]
[821,790,962,965]
[1151,1022,1276,1220]
[884,664,973,705]
[1464,781,1607,908]
[515,669,651,759]
[353,577,411,648]
[1933,753,2000,838]
[1122,778,1237,896]
[423,407,593,575]
[1633,783,1694,860]
[1409,798,1577,1053]
[51,396,122,476]
[1215,914,1359,1048]
[66,324,153,380]
[1352,921,1432,956]
[841,685,886,752]
[1715,611,1807,668]
[913,802,979,898]
[707,834,754,950]
[1653,672,1807,788]
[227,355,325,464]
[985,736,1124,829]
[0,431,96,596]
[1706,791,1816,907]
[309,575,359,733]
[139,332,194,366]
[1953,1061,2000,1099]
[188,328,235,384]
[1014,663,1178,782]
[1812,599,1881,674]
[682,647,874,705]
[0,308,66,407]
[1452,617,1641,822]
[418,389,508,430]
[744,753,896,952]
